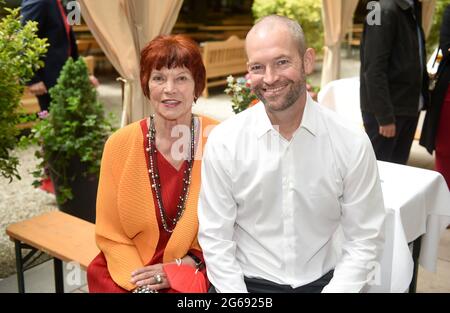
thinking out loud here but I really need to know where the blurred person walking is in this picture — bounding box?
[420,4,450,189]
[360,0,429,164]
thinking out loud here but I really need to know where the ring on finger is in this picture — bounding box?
[154,274,162,284]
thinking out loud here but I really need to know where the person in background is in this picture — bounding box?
[360,0,429,164]
[198,15,385,293]
[21,0,98,193]
[21,0,81,111]
[87,35,216,293]
[420,4,450,189]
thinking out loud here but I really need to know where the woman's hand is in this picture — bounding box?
[130,263,170,291]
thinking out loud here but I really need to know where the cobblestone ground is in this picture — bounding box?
[0,145,57,278]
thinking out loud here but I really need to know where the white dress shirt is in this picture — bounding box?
[198,94,386,293]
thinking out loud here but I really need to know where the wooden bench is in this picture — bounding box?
[16,87,41,130]
[346,23,363,57]
[201,35,248,98]
[6,211,99,293]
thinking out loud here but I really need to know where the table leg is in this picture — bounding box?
[14,240,25,293]
[54,258,64,293]
[409,236,422,293]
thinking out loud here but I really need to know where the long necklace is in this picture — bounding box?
[147,114,195,233]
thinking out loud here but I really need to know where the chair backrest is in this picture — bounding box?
[83,56,95,75]
[317,76,363,128]
[202,35,247,79]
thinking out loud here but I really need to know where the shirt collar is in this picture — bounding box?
[300,93,318,137]
[254,101,274,138]
[254,92,318,139]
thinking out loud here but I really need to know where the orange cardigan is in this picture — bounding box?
[95,116,217,290]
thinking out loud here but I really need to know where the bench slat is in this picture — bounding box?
[202,35,248,97]
[6,211,99,270]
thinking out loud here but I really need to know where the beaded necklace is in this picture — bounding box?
[146,114,195,233]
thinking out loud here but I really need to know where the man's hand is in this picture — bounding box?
[379,123,396,138]
[89,75,100,88]
[29,82,47,96]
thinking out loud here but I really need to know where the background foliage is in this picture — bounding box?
[225,75,258,114]
[0,7,48,181]
[21,58,115,203]
[427,0,450,54]
[252,0,324,54]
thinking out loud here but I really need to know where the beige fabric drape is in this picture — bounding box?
[421,0,437,38]
[321,0,359,88]
[79,0,183,127]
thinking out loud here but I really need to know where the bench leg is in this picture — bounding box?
[14,240,25,293]
[409,236,422,293]
[54,259,64,293]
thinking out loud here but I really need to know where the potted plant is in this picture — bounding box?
[225,75,259,114]
[21,58,115,223]
[0,6,48,181]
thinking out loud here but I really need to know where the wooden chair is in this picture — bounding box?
[201,35,248,98]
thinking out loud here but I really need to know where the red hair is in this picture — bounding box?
[140,35,206,99]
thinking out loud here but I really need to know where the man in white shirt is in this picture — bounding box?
[198,15,386,293]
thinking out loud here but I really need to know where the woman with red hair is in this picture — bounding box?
[87,35,216,293]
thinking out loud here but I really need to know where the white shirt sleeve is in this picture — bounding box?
[197,130,248,293]
[322,134,386,293]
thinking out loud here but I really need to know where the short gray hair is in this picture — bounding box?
[249,15,307,57]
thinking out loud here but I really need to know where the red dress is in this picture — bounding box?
[435,85,450,189]
[87,119,204,292]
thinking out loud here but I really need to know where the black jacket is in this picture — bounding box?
[360,0,429,125]
[420,5,450,154]
[21,0,79,89]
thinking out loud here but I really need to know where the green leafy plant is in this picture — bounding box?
[252,0,323,54]
[20,58,115,204]
[225,75,259,114]
[306,78,320,102]
[0,7,48,181]
[427,0,450,55]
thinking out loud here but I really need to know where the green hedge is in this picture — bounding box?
[252,0,324,55]
[427,0,450,54]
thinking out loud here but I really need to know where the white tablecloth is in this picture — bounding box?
[318,81,450,292]
[377,161,450,289]
[325,159,449,292]
[317,76,363,128]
